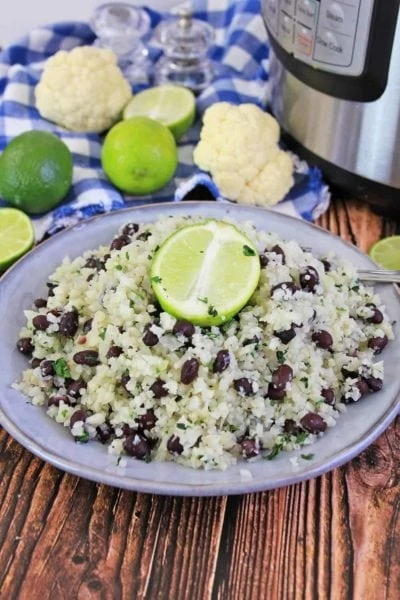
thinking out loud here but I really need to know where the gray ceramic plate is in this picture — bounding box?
[0,202,399,496]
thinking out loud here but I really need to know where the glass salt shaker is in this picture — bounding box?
[90,2,152,85]
[153,8,214,93]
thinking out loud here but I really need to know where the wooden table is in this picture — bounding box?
[0,196,399,600]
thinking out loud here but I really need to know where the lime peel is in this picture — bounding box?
[150,220,261,326]
[369,236,400,270]
[0,208,35,271]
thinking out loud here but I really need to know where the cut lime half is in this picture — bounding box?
[0,208,35,271]
[151,220,261,326]
[369,236,400,270]
[123,85,196,140]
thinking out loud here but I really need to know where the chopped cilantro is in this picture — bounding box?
[125,252,129,260]
[129,299,135,308]
[266,442,284,460]
[351,285,360,292]
[300,376,309,389]
[75,432,89,443]
[243,244,256,257]
[99,328,107,340]
[295,431,308,444]
[276,350,286,364]
[53,358,71,379]
[198,297,208,304]
[115,264,123,271]
[301,453,314,460]
[151,276,162,284]
[177,423,187,430]
[208,305,218,317]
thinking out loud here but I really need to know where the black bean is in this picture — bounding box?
[368,335,388,354]
[87,273,95,282]
[234,377,254,396]
[30,358,41,369]
[106,345,123,359]
[47,283,57,297]
[96,422,114,443]
[321,259,331,272]
[83,318,93,333]
[110,235,131,251]
[259,253,269,268]
[67,379,87,399]
[321,388,335,406]
[267,383,286,400]
[167,435,183,455]
[142,325,159,347]
[274,327,296,344]
[270,244,285,264]
[341,366,358,379]
[365,304,384,324]
[73,350,100,366]
[284,419,303,436]
[312,330,333,350]
[240,438,260,459]
[48,394,72,407]
[121,423,136,437]
[150,378,168,398]
[84,256,99,269]
[69,409,88,429]
[34,298,47,309]
[124,434,150,459]
[173,320,195,339]
[271,281,299,297]
[300,266,320,292]
[300,412,327,434]
[137,231,151,241]
[32,314,50,331]
[243,335,260,346]
[40,360,54,378]
[364,376,383,392]
[213,349,230,374]
[59,309,79,337]
[17,337,34,355]
[120,373,131,394]
[136,409,157,432]
[272,364,293,388]
[122,222,139,236]
[181,358,200,384]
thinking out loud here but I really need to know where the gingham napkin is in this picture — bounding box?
[0,0,330,239]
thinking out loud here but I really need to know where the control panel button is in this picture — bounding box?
[319,1,360,37]
[313,28,355,66]
[281,0,295,17]
[296,0,317,29]
[264,0,279,36]
[295,25,314,58]
[279,13,294,51]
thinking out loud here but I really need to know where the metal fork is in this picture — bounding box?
[358,269,400,283]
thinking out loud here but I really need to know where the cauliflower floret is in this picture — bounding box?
[35,46,132,133]
[193,102,294,206]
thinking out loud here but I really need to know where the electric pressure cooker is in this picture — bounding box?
[262,0,400,212]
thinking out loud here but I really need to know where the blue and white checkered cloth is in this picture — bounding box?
[0,0,330,239]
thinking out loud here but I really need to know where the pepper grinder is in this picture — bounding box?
[153,8,214,93]
[90,2,151,85]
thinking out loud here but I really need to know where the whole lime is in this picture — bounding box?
[0,130,73,214]
[101,116,178,195]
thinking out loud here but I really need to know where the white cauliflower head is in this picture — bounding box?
[35,46,132,133]
[193,102,294,206]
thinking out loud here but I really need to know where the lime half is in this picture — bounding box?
[0,208,35,271]
[151,220,261,326]
[123,85,196,140]
[369,236,400,269]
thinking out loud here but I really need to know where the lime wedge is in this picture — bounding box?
[369,236,400,269]
[0,207,35,271]
[151,220,261,326]
[123,85,196,140]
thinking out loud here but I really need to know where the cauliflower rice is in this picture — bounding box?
[14,216,394,470]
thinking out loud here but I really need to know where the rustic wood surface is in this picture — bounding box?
[0,197,399,600]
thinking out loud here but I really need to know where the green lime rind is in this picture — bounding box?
[369,235,400,270]
[0,208,35,271]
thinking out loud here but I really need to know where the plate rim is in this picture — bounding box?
[1,200,399,496]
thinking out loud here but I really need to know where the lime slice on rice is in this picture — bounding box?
[123,85,196,140]
[369,236,400,270]
[0,207,34,271]
[151,220,261,326]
